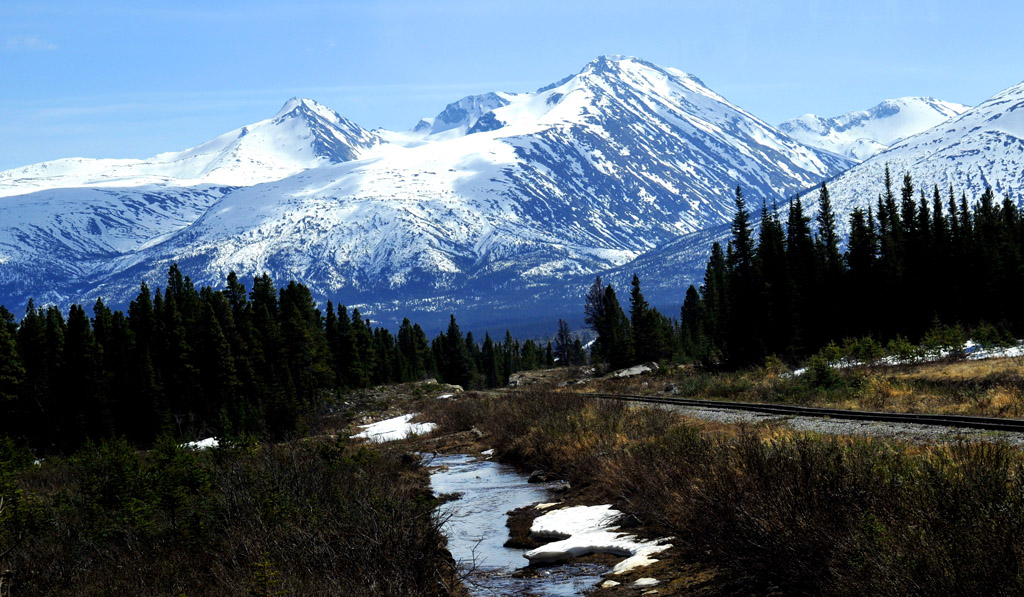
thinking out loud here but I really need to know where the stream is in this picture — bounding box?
[427,453,608,596]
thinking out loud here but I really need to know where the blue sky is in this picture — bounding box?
[2,0,1022,171]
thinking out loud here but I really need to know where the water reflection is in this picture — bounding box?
[427,453,607,595]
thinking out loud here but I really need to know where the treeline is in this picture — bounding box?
[685,169,1024,366]
[0,266,549,454]
[586,168,1024,369]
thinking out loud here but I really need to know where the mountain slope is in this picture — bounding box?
[779,98,969,162]
[0,98,379,196]
[822,81,1024,222]
[0,56,852,331]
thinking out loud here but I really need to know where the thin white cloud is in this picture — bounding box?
[4,35,58,51]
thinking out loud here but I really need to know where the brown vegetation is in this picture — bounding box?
[0,436,460,596]
[429,389,1024,595]
[576,355,1024,419]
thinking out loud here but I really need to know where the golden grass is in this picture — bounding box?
[578,356,1024,419]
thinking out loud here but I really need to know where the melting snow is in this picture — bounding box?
[613,363,657,378]
[351,413,437,442]
[793,340,1024,377]
[182,437,219,450]
[524,504,672,574]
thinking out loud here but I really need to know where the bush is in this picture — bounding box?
[1,438,456,596]
[842,336,885,367]
[885,335,923,364]
[805,345,842,389]
[923,322,967,360]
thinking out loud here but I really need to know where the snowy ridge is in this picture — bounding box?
[822,81,1024,223]
[0,98,378,196]
[779,97,969,162]
[0,56,853,329]
[413,91,520,136]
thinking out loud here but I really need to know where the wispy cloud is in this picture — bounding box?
[4,35,58,52]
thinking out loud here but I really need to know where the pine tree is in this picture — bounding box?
[583,276,606,360]
[554,319,574,366]
[599,285,633,369]
[699,242,727,363]
[815,182,842,277]
[756,200,791,357]
[441,315,475,388]
[0,318,25,438]
[481,333,499,387]
[680,285,701,358]
[786,195,816,355]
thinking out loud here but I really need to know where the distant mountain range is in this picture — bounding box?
[821,81,1024,225]
[0,56,1019,335]
[778,97,969,161]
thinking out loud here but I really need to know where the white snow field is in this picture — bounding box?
[351,413,437,442]
[525,504,672,575]
[182,437,219,450]
[779,97,969,162]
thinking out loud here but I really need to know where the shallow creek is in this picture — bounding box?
[427,453,608,595]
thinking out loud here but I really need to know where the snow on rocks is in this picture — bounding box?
[634,577,660,588]
[524,504,672,574]
[351,413,437,442]
[612,362,659,378]
[182,437,219,450]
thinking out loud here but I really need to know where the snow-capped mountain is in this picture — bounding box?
[0,56,853,332]
[0,97,379,196]
[413,92,521,136]
[821,81,1024,224]
[779,98,969,162]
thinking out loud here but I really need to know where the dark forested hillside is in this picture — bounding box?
[586,169,1024,370]
[0,267,551,454]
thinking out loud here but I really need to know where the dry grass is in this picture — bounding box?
[577,356,1024,419]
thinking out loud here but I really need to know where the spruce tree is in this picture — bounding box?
[599,285,633,369]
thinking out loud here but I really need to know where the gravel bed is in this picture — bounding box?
[651,404,1024,446]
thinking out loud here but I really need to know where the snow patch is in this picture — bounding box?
[182,437,219,450]
[524,504,672,574]
[612,363,658,378]
[793,340,1024,377]
[352,413,437,442]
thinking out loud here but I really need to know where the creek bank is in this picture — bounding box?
[427,453,609,595]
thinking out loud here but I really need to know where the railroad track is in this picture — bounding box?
[577,392,1024,433]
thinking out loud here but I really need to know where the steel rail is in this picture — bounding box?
[575,392,1024,433]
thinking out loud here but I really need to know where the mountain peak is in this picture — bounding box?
[416,91,516,135]
[274,97,341,122]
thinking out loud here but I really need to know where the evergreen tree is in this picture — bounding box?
[441,315,475,388]
[680,285,701,358]
[583,276,607,360]
[756,200,791,357]
[699,242,728,363]
[481,333,499,387]
[815,182,843,278]
[0,318,25,438]
[598,285,633,369]
[786,195,816,355]
[554,319,575,366]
